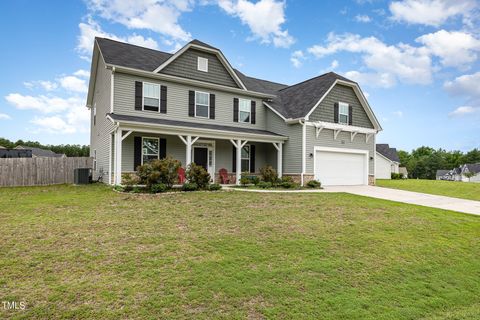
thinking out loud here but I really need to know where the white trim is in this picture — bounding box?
[263,101,286,120]
[313,146,369,185]
[366,133,373,143]
[333,129,341,140]
[350,131,358,142]
[108,133,112,185]
[192,139,215,179]
[110,68,114,113]
[141,136,160,165]
[152,43,247,90]
[238,98,252,124]
[106,116,288,143]
[375,150,398,164]
[301,120,306,186]
[121,130,132,141]
[338,102,349,125]
[240,144,251,173]
[194,90,210,119]
[304,79,382,130]
[107,64,272,99]
[197,57,208,72]
[306,121,377,134]
[142,81,161,112]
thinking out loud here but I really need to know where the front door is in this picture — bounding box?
[193,147,208,171]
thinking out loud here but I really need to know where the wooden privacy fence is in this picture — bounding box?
[0,157,93,187]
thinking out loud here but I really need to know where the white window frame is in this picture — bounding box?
[141,137,160,165]
[238,98,251,124]
[241,144,250,172]
[197,57,208,72]
[142,82,161,112]
[195,91,210,119]
[339,102,349,125]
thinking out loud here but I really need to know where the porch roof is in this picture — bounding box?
[107,113,287,142]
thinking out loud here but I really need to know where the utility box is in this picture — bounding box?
[74,168,91,185]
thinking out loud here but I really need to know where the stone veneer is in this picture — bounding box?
[368,175,375,186]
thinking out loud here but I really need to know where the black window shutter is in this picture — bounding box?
[188,91,195,117]
[160,85,167,113]
[209,94,215,119]
[348,105,353,125]
[135,81,143,110]
[232,146,236,172]
[250,144,255,173]
[159,138,167,159]
[251,101,256,124]
[334,102,339,123]
[233,98,239,122]
[134,136,142,170]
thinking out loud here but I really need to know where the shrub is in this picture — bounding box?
[151,183,167,193]
[240,172,251,186]
[182,182,198,191]
[131,186,142,193]
[257,181,272,189]
[250,176,260,185]
[260,165,278,183]
[280,181,299,189]
[391,173,401,180]
[122,173,140,191]
[113,185,125,192]
[137,156,181,188]
[306,180,321,189]
[186,163,211,189]
[280,176,293,183]
[208,183,222,191]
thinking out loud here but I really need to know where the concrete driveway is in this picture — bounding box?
[324,185,480,216]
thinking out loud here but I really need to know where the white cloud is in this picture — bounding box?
[344,70,397,88]
[5,94,83,114]
[416,30,480,68]
[77,17,159,57]
[290,50,305,68]
[389,0,477,26]
[23,80,58,91]
[355,14,372,22]
[308,33,432,86]
[444,71,480,98]
[85,0,192,41]
[217,0,295,48]
[330,59,339,69]
[448,106,479,117]
[58,76,88,93]
[73,69,90,78]
[0,113,11,120]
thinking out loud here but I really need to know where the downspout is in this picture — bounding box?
[300,119,306,186]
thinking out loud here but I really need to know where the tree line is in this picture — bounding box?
[399,147,480,180]
[0,138,90,157]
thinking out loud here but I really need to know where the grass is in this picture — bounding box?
[0,184,479,319]
[376,179,480,201]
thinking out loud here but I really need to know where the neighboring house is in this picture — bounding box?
[14,146,66,158]
[87,38,382,186]
[436,170,449,180]
[375,144,400,179]
[399,166,408,178]
[460,163,480,182]
[0,148,32,158]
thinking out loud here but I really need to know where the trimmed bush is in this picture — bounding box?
[131,186,142,193]
[137,156,181,188]
[250,176,260,185]
[240,172,251,186]
[280,176,293,183]
[151,183,167,193]
[257,181,272,189]
[208,183,222,191]
[280,181,299,189]
[122,173,140,191]
[391,173,401,180]
[182,182,198,192]
[306,180,321,189]
[260,165,278,183]
[186,163,211,189]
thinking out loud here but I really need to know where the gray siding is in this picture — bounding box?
[161,48,239,88]
[121,133,272,173]
[309,84,374,129]
[305,126,375,175]
[114,72,267,130]
[265,108,302,174]
[90,57,114,182]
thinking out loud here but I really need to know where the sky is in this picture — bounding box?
[0,0,479,152]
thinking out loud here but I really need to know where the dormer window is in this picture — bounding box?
[197,57,208,72]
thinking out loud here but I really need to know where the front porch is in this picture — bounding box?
[107,115,287,185]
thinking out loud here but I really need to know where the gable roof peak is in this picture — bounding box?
[188,39,218,51]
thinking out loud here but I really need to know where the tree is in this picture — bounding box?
[0,137,89,157]
[464,171,475,182]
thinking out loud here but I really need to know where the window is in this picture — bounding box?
[93,103,96,126]
[93,149,97,171]
[197,57,208,72]
[143,82,160,111]
[142,137,159,164]
[239,99,251,123]
[195,91,209,118]
[339,102,349,124]
[241,145,250,172]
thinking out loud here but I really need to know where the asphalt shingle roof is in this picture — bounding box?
[465,163,480,174]
[436,169,449,177]
[96,38,357,119]
[376,144,400,162]
[16,146,64,157]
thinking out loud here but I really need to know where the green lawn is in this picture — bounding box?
[377,179,480,201]
[1,185,479,319]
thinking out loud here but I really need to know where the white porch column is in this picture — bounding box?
[114,128,122,185]
[178,135,199,168]
[272,142,283,178]
[230,139,247,185]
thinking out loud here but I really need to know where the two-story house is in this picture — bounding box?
[87,38,382,186]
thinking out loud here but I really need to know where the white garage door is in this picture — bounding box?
[315,150,367,186]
